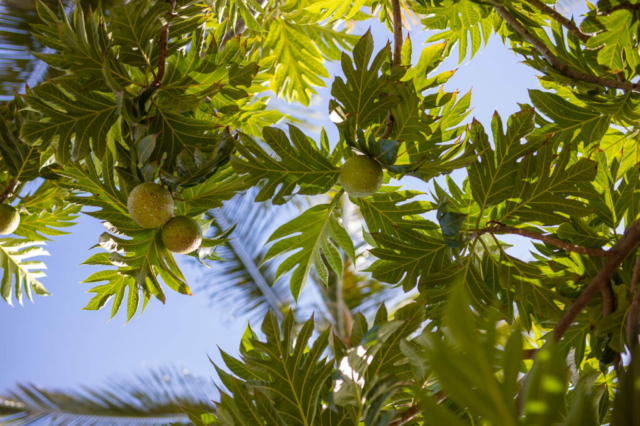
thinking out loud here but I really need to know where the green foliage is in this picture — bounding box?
[231,126,340,205]
[3,0,640,423]
[263,192,354,300]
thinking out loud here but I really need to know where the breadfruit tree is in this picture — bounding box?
[2,0,640,424]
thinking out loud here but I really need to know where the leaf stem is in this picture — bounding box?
[554,218,640,341]
[494,4,640,93]
[381,0,403,140]
[471,224,612,257]
[523,0,590,42]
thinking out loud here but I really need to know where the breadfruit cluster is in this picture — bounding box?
[127,183,202,254]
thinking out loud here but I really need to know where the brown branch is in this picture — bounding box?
[390,404,420,426]
[473,225,613,257]
[0,180,17,203]
[627,285,640,347]
[554,218,640,341]
[599,2,640,15]
[494,5,640,93]
[391,0,402,67]
[381,0,403,140]
[150,0,177,88]
[631,255,640,297]
[524,0,590,42]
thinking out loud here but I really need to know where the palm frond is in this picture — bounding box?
[0,366,216,425]
[200,188,300,321]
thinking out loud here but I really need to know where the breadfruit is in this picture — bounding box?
[161,216,203,254]
[339,155,383,198]
[127,183,174,228]
[0,204,20,235]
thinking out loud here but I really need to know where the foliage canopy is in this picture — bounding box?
[3,0,640,424]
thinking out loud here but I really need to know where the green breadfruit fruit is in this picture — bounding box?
[0,204,20,235]
[161,216,203,254]
[127,183,174,228]
[339,155,383,198]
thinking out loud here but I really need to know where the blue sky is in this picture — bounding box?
[0,5,582,394]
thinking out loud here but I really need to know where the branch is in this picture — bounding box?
[627,253,640,347]
[554,218,640,341]
[494,5,640,93]
[152,0,177,88]
[0,179,17,203]
[472,224,613,257]
[627,285,640,347]
[524,0,590,42]
[381,0,403,140]
[599,2,640,14]
[390,404,420,426]
[631,255,640,297]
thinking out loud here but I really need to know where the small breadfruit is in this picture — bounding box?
[0,204,20,235]
[339,155,383,198]
[127,182,174,228]
[161,216,203,254]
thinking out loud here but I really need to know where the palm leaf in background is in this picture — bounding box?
[200,188,298,321]
[0,366,217,425]
[201,187,405,338]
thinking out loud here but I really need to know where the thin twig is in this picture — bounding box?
[524,0,590,42]
[494,5,640,93]
[381,0,403,140]
[554,219,640,341]
[602,280,614,317]
[472,224,612,257]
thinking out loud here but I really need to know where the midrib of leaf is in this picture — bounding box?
[122,6,154,70]
[369,308,419,378]
[73,29,141,87]
[12,145,38,183]
[536,93,607,137]
[500,158,584,221]
[375,234,447,279]
[474,116,531,229]
[257,329,311,426]
[359,199,401,235]
[293,194,342,287]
